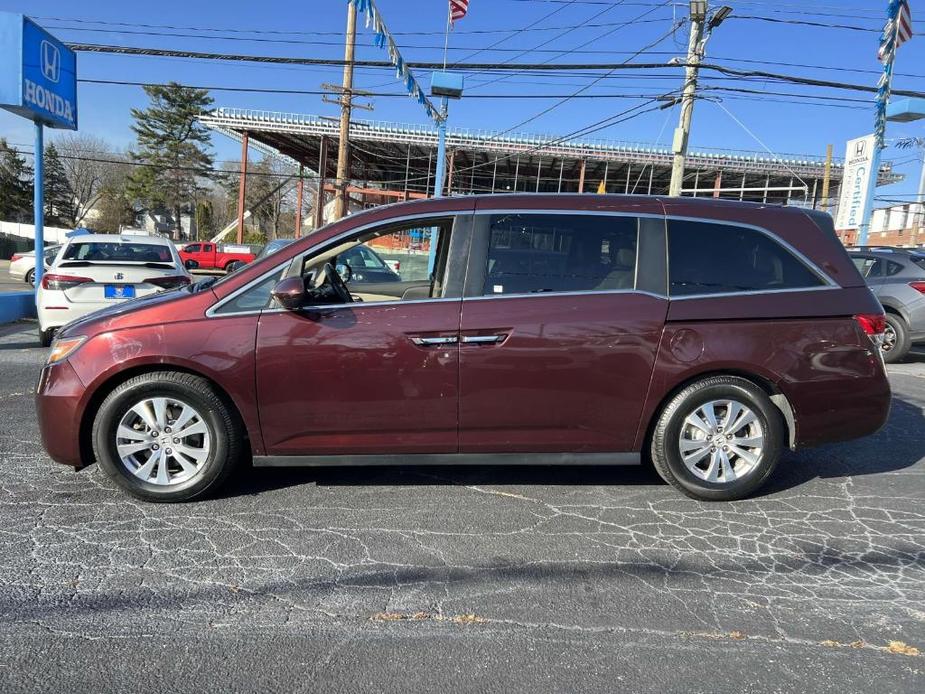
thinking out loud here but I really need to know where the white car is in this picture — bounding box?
[37,234,192,346]
[8,245,60,284]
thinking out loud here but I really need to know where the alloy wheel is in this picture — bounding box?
[115,396,211,486]
[678,399,765,484]
[881,324,897,353]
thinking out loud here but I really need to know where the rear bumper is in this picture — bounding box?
[785,350,892,448]
[39,299,129,331]
[36,360,86,468]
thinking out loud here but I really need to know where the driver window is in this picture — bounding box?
[301,219,453,304]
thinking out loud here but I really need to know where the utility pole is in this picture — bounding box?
[333,1,357,221]
[668,3,732,197]
[668,1,707,197]
[821,144,833,212]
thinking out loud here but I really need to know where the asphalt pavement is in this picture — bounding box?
[0,320,922,693]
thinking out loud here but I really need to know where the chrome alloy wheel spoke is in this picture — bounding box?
[678,399,765,485]
[115,397,211,487]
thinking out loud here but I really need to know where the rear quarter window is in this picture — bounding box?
[668,220,825,297]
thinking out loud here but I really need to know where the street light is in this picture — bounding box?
[708,6,733,30]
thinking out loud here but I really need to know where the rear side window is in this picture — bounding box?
[483,213,638,295]
[886,260,904,276]
[851,256,881,278]
[668,220,825,297]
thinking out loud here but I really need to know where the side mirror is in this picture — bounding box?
[335,263,353,283]
[184,259,199,270]
[271,277,307,310]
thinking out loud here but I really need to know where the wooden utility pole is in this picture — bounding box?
[668,1,707,197]
[334,2,357,221]
[236,131,249,244]
[294,164,304,238]
[314,136,329,230]
[821,143,833,212]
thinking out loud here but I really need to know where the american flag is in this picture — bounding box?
[880,1,914,61]
[450,0,469,24]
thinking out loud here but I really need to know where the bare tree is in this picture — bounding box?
[55,133,114,226]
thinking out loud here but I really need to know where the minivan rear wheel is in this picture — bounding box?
[650,376,783,501]
[92,371,242,502]
[881,313,911,364]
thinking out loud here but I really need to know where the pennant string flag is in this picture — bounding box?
[874,1,913,147]
[347,0,442,122]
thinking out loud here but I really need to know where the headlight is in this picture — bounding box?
[48,335,87,364]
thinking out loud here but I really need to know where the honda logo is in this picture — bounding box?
[41,40,60,83]
[854,140,867,157]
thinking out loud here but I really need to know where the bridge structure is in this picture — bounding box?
[199,107,902,232]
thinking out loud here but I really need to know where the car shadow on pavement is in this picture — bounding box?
[220,462,665,499]
[219,396,925,500]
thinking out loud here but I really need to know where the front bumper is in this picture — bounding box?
[36,360,87,468]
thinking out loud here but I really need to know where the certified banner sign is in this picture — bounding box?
[0,13,77,130]
[834,135,876,231]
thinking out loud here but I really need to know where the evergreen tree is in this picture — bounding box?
[127,83,215,237]
[0,138,33,222]
[43,143,74,227]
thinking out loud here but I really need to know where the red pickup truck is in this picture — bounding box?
[178,242,255,273]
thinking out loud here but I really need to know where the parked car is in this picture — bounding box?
[178,242,256,273]
[9,245,60,284]
[36,195,890,503]
[36,234,191,347]
[847,248,925,363]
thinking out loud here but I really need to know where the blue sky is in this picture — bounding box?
[1,0,923,202]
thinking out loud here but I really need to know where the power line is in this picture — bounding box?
[78,77,677,99]
[64,44,925,99]
[488,16,683,136]
[41,21,673,50]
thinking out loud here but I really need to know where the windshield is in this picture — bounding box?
[62,242,174,263]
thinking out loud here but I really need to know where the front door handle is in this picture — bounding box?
[461,334,506,344]
[411,336,458,346]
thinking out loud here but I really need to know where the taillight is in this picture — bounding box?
[41,273,93,291]
[146,275,192,290]
[10,254,22,262]
[855,313,887,350]
[909,281,925,294]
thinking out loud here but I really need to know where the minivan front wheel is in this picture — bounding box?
[92,371,242,502]
[650,376,783,501]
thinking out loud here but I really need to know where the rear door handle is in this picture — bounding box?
[461,334,506,344]
[410,336,458,346]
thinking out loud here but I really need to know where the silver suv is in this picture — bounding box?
[848,247,925,362]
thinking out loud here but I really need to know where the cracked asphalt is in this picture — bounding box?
[0,320,922,693]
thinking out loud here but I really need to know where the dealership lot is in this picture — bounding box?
[0,319,922,692]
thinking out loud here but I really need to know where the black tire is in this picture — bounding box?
[25,269,35,286]
[650,376,784,501]
[91,371,243,502]
[881,313,911,364]
[39,327,55,347]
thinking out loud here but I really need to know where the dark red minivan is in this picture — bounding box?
[36,195,891,502]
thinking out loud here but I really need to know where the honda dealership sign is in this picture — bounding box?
[834,135,876,231]
[0,13,77,129]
